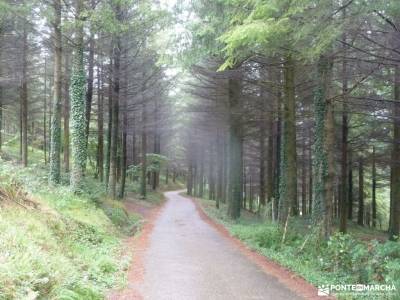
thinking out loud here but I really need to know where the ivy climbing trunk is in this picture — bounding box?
[312,54,334,239]
[278,55,297,223]
[49,0,62,184]
[70,0,87,192]
[63,47,70,173]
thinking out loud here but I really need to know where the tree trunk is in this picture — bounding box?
[249,175,253,211]
[43,58,47,164]
[227,76,243,219]
[358,158,364,226]
[312,54,334,239]
[308,128,313,215]
[0,24,3,151]
[222,134,228,203]
[49,0,62,184]
[140,102,147,199]
[48,78,52,164]
[198,149,204,198]
[70,0,87,192]
[63,47,70,173]
[208,141,215,200]
[259,113,266,207]
[152,99,161,190]
[118,84,127,199]
[116,126,122,183]
[108,35,121,198]
[372,146,377,228]
[187,160,193,196]
[132,121,137,165]
[301,140,307,216]
[267,117,274,205]
[243,170,247,209]
[389,65,400,240]
[85,24,95,151]
[339,7,349,233]
[0,93,2,151]
[172,168,176,183]
[348,153,353,220]
[105,54,113,188]
[20,21,28,167]
[324,87,335,238]
[279,55,297,222]
[273,78,282,221]
[216,131,223,208]
[97,61,104,182]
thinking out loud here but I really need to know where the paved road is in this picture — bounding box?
[139,191,304,300]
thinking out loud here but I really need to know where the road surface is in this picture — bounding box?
[138,190,304,300]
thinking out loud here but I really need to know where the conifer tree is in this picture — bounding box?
[70,0,86,192]
[49,0,62,184]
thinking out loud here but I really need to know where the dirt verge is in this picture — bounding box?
[107,198,166,300]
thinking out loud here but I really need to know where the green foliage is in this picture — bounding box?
[231,223,284,250]
[57,285,103,300]
[176,0,240,66]
[217,0,357,70]
[102,199,141,235]
[320,234,400,293]
[146,153,168,170]
[127,153,168,177]
[322,233,362,275]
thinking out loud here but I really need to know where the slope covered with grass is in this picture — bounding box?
[0,143,140,300]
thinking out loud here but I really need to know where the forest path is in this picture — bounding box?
[134,190,308,300]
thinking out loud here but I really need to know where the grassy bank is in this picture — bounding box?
[0,144,140,299]
[196,197,400,300]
